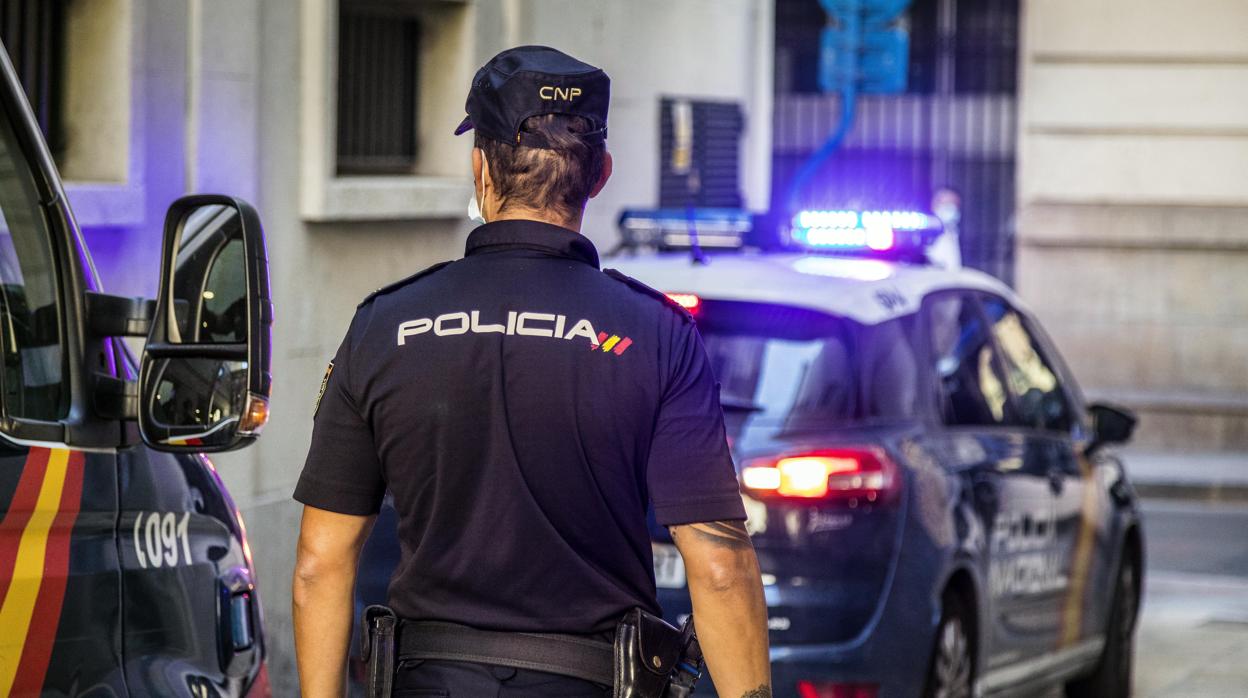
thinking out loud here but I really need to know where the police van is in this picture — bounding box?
[0,44,272,696]
[609,208,1144,698]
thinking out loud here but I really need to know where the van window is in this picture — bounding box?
[0,106,66,420]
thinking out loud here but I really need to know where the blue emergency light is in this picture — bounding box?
[789,208,940,256]
[796,209,937,232]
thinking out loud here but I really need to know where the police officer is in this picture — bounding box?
[292,46,771,698]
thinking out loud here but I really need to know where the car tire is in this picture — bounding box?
[1065,556,1139,698]
[923,591,974,698]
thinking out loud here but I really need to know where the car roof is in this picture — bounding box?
[607,252,1021,325]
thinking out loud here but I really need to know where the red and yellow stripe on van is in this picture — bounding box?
[0,447,86,696]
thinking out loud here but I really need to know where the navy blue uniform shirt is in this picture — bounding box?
[295,220,744,634]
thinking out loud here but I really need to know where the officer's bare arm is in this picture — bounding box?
[669,520,771,698]
[293,505,376,698]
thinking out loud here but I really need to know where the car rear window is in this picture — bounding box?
[694,299,921,430]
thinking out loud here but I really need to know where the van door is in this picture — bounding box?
[0,448,123,696]
[0,89,124,693]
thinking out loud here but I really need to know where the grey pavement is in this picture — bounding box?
[1132,499,1248,697]
[1135,572,1248,697]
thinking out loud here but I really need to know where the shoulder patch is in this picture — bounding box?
[358,260,455,308]
[602,268,693,323]
[313,360,334,418]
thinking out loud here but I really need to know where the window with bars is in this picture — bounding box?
[336,1,420,175]
[774,0,1019,96]
[0,0,68,155]
[953,0,1018,94]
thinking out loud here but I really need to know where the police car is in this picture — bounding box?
[609,208,1143,698]
[0,44,272,696]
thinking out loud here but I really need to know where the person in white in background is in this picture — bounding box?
[927,187,963,269]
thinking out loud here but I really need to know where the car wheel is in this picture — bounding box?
[1066,556,1139,698]
[923,592,974,698]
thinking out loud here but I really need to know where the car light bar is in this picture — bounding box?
[618,208,751,251]
[795,209,938,232]
[789,209,940,255]
[741,448,898,503]
[791,225,895,251]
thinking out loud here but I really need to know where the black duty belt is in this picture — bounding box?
[398,619,615,686]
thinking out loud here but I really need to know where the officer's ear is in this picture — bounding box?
[589,150,612,199]
[472,147,487,195]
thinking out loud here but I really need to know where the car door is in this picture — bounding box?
[0,62,124,694]
[981,296,1108,659]
[924,291,1059,678]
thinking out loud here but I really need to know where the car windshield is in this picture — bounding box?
[694,299,920,434]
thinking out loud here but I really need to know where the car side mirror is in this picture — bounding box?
[1088,402,1136,453]
[138,195,272,452]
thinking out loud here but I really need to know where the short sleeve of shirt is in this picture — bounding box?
[646,321,745,526]
[293,313,386,515]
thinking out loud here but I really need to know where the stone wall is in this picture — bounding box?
[1015,0,1248,451]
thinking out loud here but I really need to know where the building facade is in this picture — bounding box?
[30,0,775,689]
[1015,0,1248,452]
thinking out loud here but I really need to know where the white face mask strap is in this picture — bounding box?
[467,156,487,224]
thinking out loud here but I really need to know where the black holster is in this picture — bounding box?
[360,605,398,698]
[362,605,703,698]
[613,609,704,698]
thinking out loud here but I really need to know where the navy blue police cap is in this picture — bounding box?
[454,45,609,149]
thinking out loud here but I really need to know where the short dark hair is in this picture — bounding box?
[474,114,607,221]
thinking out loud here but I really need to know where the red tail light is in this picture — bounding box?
[741,448,898,503]
[797,681,879,698]
[665,292,702,313]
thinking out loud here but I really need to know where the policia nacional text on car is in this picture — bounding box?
[291,47,771,698]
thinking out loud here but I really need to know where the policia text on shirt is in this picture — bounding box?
[291,46,771,698]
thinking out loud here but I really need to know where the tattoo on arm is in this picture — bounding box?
[668,520,753,551]
[740,686,772,698]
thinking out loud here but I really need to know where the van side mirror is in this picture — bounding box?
[1088,402,1136,453]
[139,195,272,452]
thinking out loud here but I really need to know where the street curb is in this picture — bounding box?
[1134,482,1248,504]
